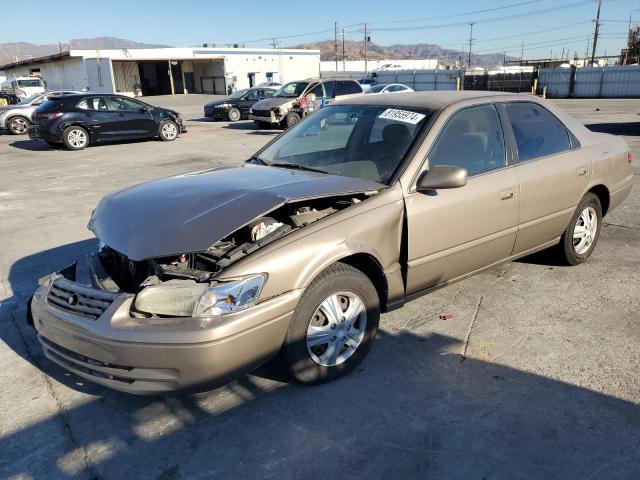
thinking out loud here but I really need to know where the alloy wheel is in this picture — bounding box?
[573,206,598,255]
[67,129,87,148]
[10,118,28,134]
[162,122,177,140]
[306,291,367,367]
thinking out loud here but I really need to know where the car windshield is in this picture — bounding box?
[228,89,248,100]
[253,104,431,184]
[273,81,309,98]
[17,79,43,87]
[17,93,42,104]
[368,85,387,93]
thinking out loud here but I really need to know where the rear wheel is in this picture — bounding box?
[557,193,602,265]
[227,107,241,122]
[159,120,178,141]
[62,126,89,150]
[279,263,380,384]
[7,116,29,135]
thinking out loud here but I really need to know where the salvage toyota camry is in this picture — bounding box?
[30,92,633,394]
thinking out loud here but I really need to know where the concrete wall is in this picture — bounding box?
[84,58,115,93]
[321,59,439,72]
[2,57,89,91]
[224,52,319,89]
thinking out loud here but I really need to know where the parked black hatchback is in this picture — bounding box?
[203,87,276,122]
[29,94,186,150]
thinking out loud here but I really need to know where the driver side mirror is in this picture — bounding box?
[416,165,467,191]
[139,107,149,113]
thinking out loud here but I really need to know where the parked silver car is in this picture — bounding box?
[0,90,81,134]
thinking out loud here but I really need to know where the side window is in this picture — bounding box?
[76,97,108,111]
[245,89,259,100]
[335,81,362,96]
[306,83,325,98]
[428,104,506,176]
[107,96,143,111]
[263,89,275,98]
[504,102,571,162]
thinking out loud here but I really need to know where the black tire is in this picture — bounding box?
[227,107,241,122]
[158,119,179,141]
[280,263,380,384]
[62,126,89,150]
[285,112,301,129]
[556,192,602,265]
[7,116,29,135]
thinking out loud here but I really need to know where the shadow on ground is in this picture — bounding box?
[1,242,639,479]
[585,122,640,136]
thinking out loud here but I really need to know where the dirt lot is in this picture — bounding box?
[0,95,638,480]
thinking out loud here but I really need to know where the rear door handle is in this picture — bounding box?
[576,167,588,176]
[500,188,514,200]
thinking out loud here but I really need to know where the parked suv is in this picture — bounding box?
[0,90,80,134]
[249,78,363,129]
[29,94,186,150]
[204,87,277,122]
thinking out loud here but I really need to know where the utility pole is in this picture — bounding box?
[364,23,368,74]
[342,27,346,72]
[334,22,339,72]
[270,37,277,49]
[590,0,602,66]
[468,22,474,67]
[521,41,524,61]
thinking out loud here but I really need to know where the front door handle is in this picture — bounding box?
[500,188,515,200]
[576,166,588,176]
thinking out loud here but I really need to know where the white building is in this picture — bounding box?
[321,59,440,73]
[0,46,321,97]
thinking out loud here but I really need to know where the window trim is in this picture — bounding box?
[501,100,578,165]
[421,102,509,179]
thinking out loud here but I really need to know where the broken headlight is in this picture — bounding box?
[133,274,265,318]
[194,274,266,317]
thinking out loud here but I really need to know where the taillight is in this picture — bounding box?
[43,112,63,121]
[628,151,633,164]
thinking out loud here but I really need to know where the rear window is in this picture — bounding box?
[37,99,62,111]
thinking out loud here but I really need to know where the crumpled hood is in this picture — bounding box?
[89,164,382,261]
[251,97,292,111]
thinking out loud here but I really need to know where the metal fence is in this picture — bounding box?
[539,65,640,98]
[463,72,534,93]
[320,69,460,91]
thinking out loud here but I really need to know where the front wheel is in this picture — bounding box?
[284,112,301,129]
[279,263,380,384]
[8,116,29,135]
[557,192,602,265]
[62,126,89,150]
[159,120,178,141]
[227,107,241,122]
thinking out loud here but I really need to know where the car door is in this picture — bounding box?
[107,96,156,138]
[501,101,590,254]
[404,103,520,294]
[75,96,119,140]
[239,89,260,115]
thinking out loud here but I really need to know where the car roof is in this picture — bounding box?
[341,91,523,110]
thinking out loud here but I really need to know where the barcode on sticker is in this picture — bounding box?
[378,109,426,124]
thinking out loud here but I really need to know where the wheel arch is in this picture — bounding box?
[331,253,390,313]
[587,184,610,216]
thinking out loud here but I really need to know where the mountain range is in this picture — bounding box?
[0,37,168,66]
[0,36,514,68]
[293,40,515,67]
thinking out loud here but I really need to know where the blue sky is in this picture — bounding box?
[3,0,638,59]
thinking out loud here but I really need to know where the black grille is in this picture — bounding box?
[252,109,272,118]
[47,277,119,320]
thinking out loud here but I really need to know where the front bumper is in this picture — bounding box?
[249,113,280,124]
[31,262,299,394]
[204,107,229,119]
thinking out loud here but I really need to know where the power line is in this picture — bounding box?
[367,0,543,26]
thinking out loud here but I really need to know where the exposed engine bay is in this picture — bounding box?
[98,194,368,294]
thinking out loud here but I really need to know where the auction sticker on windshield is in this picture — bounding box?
[378,109,426,124]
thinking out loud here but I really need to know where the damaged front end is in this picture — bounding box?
[95,194,369,319]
